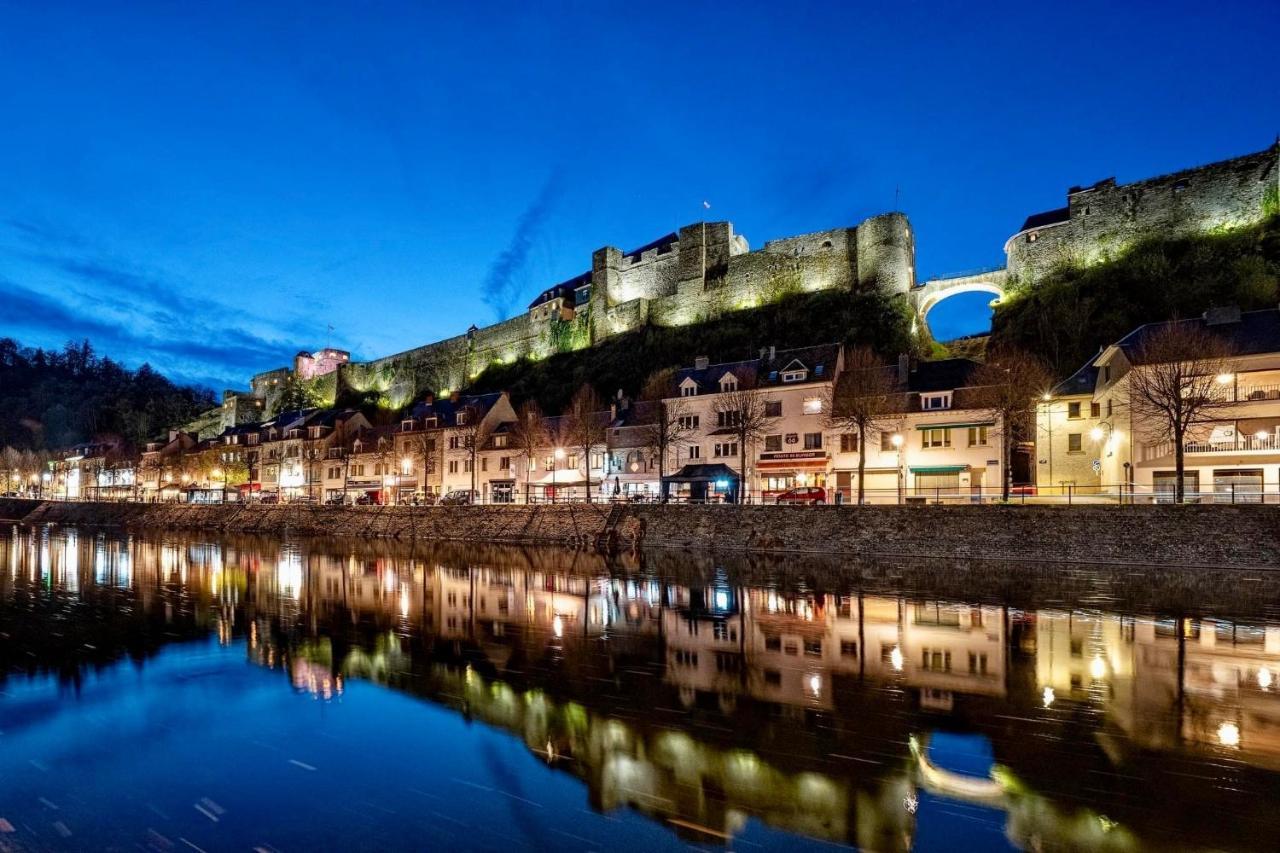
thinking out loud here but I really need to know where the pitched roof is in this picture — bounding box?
[670,344,841,395]
[1052,360,1099,397]
[1112,308,1280,362]
[906,358,983,393]
[1018,206,1070,232]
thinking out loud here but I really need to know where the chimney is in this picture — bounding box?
[423,392,434,405]
[694,356,709,370]
[769,345,776,361]
[897,353,910,385]
[450,390,460,403]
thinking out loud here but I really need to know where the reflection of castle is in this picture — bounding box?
[9,529,1280,851]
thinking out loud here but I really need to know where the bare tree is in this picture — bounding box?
[827,347,900,504]
[637,369,693,500]
[1126,323,1234,503]
[2,446,20,494]
[972,349,1053,501]
[401,431,438,503]
[454,402,494,500]
[712,380,778,503]
[507,401,547,504]
[565,384,606,503]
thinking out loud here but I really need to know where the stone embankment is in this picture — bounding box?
[5,499,1280,569]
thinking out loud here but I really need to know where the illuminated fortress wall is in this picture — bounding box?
[1006,143,1280,284]
[336,212,914,409]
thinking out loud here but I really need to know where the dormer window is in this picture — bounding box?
[921,392,952,411]
[719,373,739,393]
[401,420,415,432]
[309,427,322,439]
[779,359,809,383]
[424,416,438,428]
[456,412,469,426]
[680,378,699,397]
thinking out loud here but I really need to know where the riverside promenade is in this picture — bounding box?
[4,498,1280,569]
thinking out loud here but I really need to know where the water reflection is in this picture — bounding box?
[3,525,1280,851]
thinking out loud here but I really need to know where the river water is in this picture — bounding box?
[1,525,1278,852]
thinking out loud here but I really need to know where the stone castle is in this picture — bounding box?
[216,141,1280,432]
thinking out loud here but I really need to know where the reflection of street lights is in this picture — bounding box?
[552,447,565,504]
[890,433,904,504]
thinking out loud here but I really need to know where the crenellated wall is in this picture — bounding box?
[335,212,913,407]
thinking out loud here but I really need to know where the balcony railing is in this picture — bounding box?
[1236,383,1280,403]
[1143,434,1280,460]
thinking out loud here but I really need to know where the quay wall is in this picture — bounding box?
[7,500,1280,569]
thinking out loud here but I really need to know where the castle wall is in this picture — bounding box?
[1008,145,1280,283]
[276,213,915,415]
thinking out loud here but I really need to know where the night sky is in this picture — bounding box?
[1,1,1277,390]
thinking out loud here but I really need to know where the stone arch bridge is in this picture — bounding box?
[910,267,1008,338]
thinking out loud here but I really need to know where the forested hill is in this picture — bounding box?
[0,338,215,451]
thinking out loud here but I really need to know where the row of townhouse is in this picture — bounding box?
[33,308,1280,505]
[36,344,1012,505]
[1037,306,1280,502]
[445,344,1008,504]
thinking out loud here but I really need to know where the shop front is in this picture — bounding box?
[757,451,829,501]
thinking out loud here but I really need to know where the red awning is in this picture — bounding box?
[757,459,828,471]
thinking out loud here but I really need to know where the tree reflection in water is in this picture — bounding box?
[3,525,1280,851]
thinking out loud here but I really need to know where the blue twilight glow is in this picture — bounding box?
[1,1,1276,386]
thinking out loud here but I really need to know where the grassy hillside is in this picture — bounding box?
[462,288,918,413]
[991,215,1280,377]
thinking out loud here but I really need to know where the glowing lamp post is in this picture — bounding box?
[890,433,904,504]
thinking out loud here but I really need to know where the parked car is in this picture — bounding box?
[325,494,348,506]
[440,489,478,506]
[257,493,280,505]
[354,493,377,505]
[775,486,827,505]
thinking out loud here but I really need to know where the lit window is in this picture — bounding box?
[968,426,989,446]
[922,428,950,448]
[803,398,822,415]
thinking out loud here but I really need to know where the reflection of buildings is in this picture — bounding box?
[7,528,1280,851]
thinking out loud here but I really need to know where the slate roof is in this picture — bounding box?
[671,344,841,395]
[527,272,591,309]
[408,392,504,424]
[1051,360,1100,397]
[1018,206,1070,232]
[1113,308,1280,362]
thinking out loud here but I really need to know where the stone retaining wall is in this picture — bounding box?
[8,501,1280,569]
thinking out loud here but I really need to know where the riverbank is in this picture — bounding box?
[5,498,1280,569]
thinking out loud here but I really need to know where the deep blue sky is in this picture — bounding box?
[1,1,1277,390]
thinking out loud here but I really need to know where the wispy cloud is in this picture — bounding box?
[0,218,319,390]
[480,172,562,320]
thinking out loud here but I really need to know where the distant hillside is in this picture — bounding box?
[0,338,216,451]
[990,215,1280,377]
[458,288,918,413]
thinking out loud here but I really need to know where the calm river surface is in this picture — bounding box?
[2,526,1279,851]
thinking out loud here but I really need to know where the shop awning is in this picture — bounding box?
[757,458,828,470]
[661,463,740,483]
[915,422,993,430]
[909,465,969,474]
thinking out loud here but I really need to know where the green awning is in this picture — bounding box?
[909,465,968,474]
[914,422,994,430]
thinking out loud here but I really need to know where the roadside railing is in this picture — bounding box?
[16,483,1280,506]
